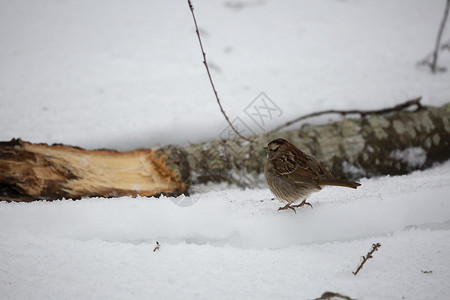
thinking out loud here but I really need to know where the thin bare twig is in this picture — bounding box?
[418,40,450,67]
[431,0,450,73]
[268,97,422,133]
[352,243,381,275]
[187,0,250,141]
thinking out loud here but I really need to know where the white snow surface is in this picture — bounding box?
[1,0,449,150]
[1,162,450,299]
[1,0,450,299]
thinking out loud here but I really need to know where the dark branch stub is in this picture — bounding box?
[314,291,356,300]
[187,0,250,141]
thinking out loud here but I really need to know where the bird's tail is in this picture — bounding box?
[319,178,361,189]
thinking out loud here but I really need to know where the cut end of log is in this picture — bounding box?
[0,139,186,202]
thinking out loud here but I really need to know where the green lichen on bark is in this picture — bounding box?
[171,103,450,189]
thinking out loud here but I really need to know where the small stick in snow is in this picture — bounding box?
[314,291,356,300]
[187,0,249,142]
[421,270,433,274]
[153,241,160,252]
[352,243,381,275]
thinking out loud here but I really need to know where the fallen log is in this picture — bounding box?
[1,102,449,202]
[183,102,450,187]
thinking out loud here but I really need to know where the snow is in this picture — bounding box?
[1,0,450,299]
[1,0,449,150]
[1,162,450,299]
[389,147,427,170]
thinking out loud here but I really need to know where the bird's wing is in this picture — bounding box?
[298,151,333,179]
[270,151,297,175]
[284,167,321,187]
[271,151,322,188]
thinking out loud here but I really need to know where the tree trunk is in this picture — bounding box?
[178,102,450,187]
[1,103,449,202]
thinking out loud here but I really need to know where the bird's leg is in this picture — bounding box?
[291,199,313,209]
[277,199,313,213]
[277,203,297,213]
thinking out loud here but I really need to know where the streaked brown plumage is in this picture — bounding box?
[264,138,361,212]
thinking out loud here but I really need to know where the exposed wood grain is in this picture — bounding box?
[0,140,185,201]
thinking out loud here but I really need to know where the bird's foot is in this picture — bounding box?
[277,203,298,213]
[278,199,313,213]
[292,199,313,209]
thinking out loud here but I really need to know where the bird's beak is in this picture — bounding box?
[264,146,269,153]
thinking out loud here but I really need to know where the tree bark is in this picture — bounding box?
[1,103,449,202]
[179,102,450,186]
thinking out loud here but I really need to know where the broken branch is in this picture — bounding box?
[268,97,422,133]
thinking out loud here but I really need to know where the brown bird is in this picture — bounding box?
[264,138,361,213]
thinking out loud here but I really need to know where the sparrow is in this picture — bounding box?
[264,138,361,213]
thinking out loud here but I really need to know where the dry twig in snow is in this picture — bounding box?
[352,243,381,275]
[153,241,160,252]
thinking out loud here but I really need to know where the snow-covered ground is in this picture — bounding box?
[1,162,450,299]
[1,0,449,149]
[1,0,450,299]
